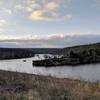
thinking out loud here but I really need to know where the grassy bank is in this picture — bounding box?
[0,70,99,100]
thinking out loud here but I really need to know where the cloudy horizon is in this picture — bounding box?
[0,0,100,48]
[0,33,100,48]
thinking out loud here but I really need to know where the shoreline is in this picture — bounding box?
[33,57,100,67]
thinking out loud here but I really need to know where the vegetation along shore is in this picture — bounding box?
[33,43,100,66]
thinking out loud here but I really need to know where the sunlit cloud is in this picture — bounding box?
[29,9,72,21]
[13,0,71,21]
[29,10,57,21]
[45,1,60,10]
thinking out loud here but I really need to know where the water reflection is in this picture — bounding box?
[0,55,100,82]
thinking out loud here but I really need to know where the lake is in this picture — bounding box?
[0,54,100,82]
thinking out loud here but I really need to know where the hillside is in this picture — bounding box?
[0,42,100,61]
[0,70,99,100]
[61,42,100,55]
[33,43,100,66]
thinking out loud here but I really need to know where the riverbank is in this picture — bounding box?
[33,43,100,67]
[33,56,100,67]
[0,70,99,100]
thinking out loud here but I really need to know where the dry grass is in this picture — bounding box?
[0,70,99,100]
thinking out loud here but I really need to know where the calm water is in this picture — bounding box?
[0,54,100,82]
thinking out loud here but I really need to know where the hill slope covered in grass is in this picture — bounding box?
[0,70,99,100]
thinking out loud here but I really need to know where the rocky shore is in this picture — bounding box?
[33,43,100,67]
[33,56,100,67]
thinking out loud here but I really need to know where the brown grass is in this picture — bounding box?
[0,70,99,100]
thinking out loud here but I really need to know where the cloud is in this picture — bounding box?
[0,19,8,33]
[0,8,12,16]
[0,28,3,33]
[13,0,72,21]
[29,9,72,21]
[0,32,93,41]
[15,5,25,10]
[46,2,60,10]
[27,0,36,4]
[29,10,57,21]
[29,0,72,21]
[15,2,41,12]
[0,33,100,48]
[14,0,37,11]
[0,19,7,26]
[4,9,12,15]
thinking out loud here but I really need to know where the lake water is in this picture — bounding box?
[0,54,100,82]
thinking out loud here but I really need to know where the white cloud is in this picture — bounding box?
[26,7,33,12]
[0,8,12,18]
[27,0,37,7]
[5,9,12,15]
[0,19,7,26]
[0,19,8,34]
[0,32,94,40]
[14,0,37,11]
[15,5,25,10]
[0,28,3,33]
[0,33,100,48]
[13,0,72,21]
[27,0,36,4]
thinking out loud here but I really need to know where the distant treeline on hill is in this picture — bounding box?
[0,42,100,60]
[0,48,35,60]
[61,42,100,55]
[0,48,60,60]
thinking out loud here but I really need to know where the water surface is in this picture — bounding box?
[0,54,100,82]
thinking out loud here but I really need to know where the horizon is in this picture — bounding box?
[0,0,100,48]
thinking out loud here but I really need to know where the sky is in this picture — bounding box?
[0,0,100,48]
